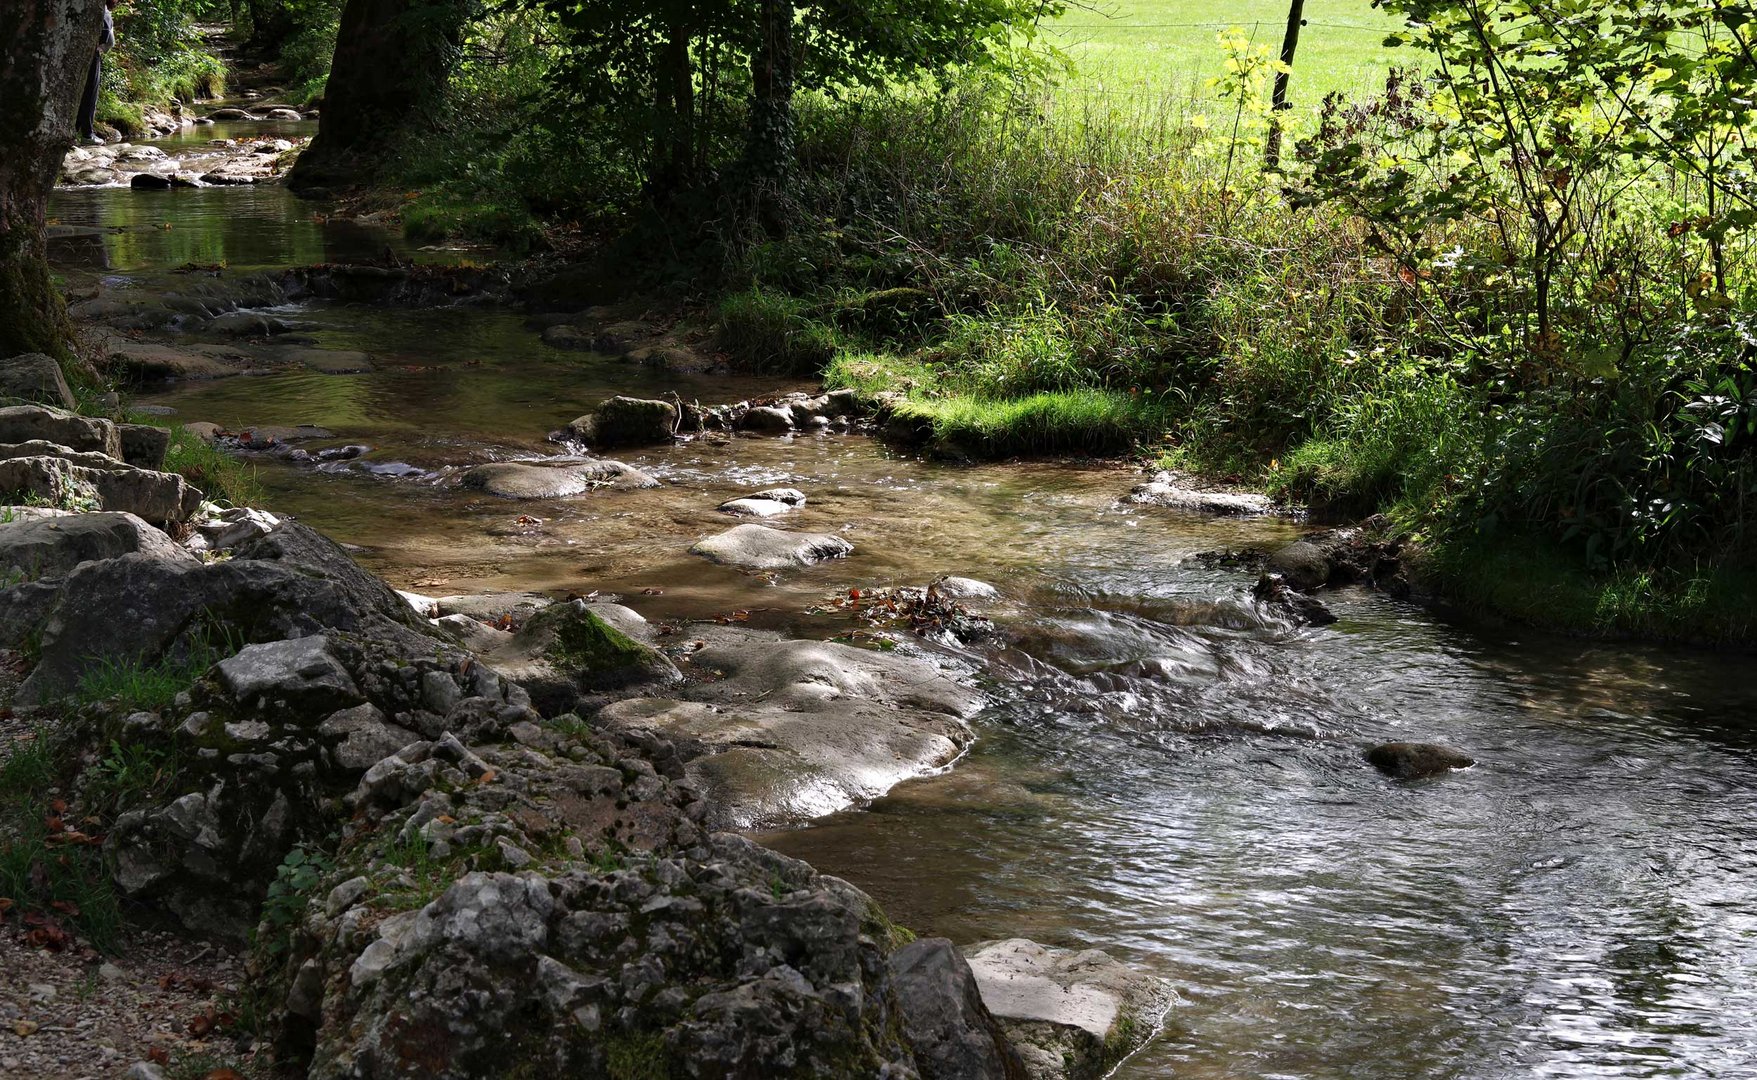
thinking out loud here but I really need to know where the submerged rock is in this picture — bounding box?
[598,625,980,828]
[459,458,659,499]
[716,487,808,518]
[1365,742,1475,780]
[690,523,853,571]
[1253,572,1337,627]
[962,938,1174,1080]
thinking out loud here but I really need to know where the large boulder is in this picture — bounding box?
[690,524,853,572]
[962,939,1173,1080]
[0,510,192,580]
[14,522,438,704]
[459,459,659,500]
[0,354,76,409]
[597,625,980,828]
[0,405,120,457]
[564,396,677,448]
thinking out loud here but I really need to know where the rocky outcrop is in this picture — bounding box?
[1364,742,1475,780]
[962,939,1173,1080]
[12,521,435,704]
[690,524,853,571]
[106,634,532,938]
[459,458,659,500]
[257,715,1024,1080]
[598,625,981,828]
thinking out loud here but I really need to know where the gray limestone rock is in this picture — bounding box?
[459,458,660,499]
[0,510,192,580]
[690,523,853,572]
[597,626,980,828]
[962,938,1174,1080]
[0,354,76,409]
[0,405,121,458]
[1129,471,1273,515]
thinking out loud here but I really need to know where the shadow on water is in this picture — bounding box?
[52,157,1757,1080]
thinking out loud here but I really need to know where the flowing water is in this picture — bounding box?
[46,130,1757,1080]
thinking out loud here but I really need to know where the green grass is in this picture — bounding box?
[158,423,264,508]
[0,728,125,952]
[1048,0,1403,104]
[716,288,839,375]
[73,637,230,712]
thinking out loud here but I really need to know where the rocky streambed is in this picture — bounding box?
[0,397,1171,1079]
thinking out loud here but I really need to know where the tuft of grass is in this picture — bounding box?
[403,190,545,253]
[716,289,838,375]
[890,390,1170,457]
[160,424,264,508]
[73,643,222,712]
[0,729,125,952]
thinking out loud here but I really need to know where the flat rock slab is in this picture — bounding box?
[0,455,202,525]
[963,938,1174,1080]
[460,459,659,499]
[0,405,120,458]
[216,635,364,715]
[597,625,981,828]
[1130,471,1273,515]
[690,523,852,571]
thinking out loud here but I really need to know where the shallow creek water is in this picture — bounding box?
[48,134,1757,1079]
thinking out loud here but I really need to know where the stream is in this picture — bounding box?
[48,129,1757,1079]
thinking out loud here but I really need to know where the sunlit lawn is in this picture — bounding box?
[1048,0,1404,105]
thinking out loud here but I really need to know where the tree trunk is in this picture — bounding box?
[744,0,795,218]
[649,26,695,196]
[287,0,468,194]
[0,0,105,361]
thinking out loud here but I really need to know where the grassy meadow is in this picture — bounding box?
[1048,0,1403,104]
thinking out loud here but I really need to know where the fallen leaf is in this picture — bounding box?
[147,1045,170,1065]
[13,1020,39,1037]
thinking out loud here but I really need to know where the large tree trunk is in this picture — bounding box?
[287,0,467,194]
[744,0,795,218]
[0,0,104,361]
